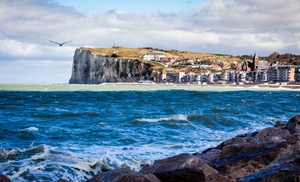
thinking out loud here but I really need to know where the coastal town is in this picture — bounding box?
[141,50,300,85]
[70,46,300,87]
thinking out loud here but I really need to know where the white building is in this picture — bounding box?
[142,52,165,61]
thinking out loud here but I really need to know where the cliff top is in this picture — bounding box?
[79,46,243,62]
[79,47,300,67]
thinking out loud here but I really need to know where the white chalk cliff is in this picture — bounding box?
[69,49,153,84]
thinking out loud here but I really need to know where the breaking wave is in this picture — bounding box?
[136,114,188,123]
[20,127,39,131]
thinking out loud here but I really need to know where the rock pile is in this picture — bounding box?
[89,115,300,182]
[1,116,300,181]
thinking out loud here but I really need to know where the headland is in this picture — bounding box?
[69,46,300,86]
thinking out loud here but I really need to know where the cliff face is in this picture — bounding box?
[69,49,153,84]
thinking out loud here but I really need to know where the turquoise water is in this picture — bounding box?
[0,84,299,181]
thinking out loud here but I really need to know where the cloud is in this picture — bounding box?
[0,0,300,83]
[2,0,300,56]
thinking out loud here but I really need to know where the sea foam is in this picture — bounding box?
[20,127,39,131]
[137,114,188,123]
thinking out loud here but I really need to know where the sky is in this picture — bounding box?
[0,0,300,83]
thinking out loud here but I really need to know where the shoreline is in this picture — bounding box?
[101,82,300,89]
[0,82,300,91]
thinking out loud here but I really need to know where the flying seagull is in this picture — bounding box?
[49,40,72,46]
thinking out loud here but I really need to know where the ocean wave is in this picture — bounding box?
[1,144,184,181]
[20,127,39,131]
[136,114,188,123]
[0,144,99,181]
[1,88,299,181]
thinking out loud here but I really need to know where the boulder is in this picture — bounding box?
[154,168,205,182]
[199,116,300,181]
[140,153,204,173]
[208,142,291,170]
[88,168,160,182]
[140,153,218,180]
[274,121,285,127]
[238,164,300,182]
[268,150,300,167]
[0,174,11,182]
[56,179,68,182]
[254,127,292,142]
[199,149,222,163]
[284,115,300,134]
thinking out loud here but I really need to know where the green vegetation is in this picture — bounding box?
[149,61,165,68]
[213,53,229,56]
[79,46,242,61]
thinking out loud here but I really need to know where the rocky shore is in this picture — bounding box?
[1,116,300,181]
[87,115,300,182]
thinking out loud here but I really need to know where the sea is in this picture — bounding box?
[0,84,299,181]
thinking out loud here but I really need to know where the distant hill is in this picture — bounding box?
[267,52,300,65]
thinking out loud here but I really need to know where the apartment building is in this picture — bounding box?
[166,72,185,83]
[296,68,300,82]
[266,65,298,83]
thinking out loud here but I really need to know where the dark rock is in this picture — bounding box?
[207,141,297,181]
[208,142,291,169]
[88,168,160,182]
[214,138,257,157]
[56,179,68,182]
[214,134,254,151]
[254,127,291,142]
[154,168,205,182]
[269,150,300,167]
[0,174,11,182]
[238,164,300,182]
[140,153,218,180]
[140,153,204,173]
[274,121,285,127]
[284,115,300,134]
[221,143,250,156]
[200,149,222,163]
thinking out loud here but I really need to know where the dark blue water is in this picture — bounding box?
[0,89,299,181]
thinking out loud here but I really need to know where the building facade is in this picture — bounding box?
[296,68,300,82]
[266,65,298,83]
[142,52,165,61]
[166,72,185,83]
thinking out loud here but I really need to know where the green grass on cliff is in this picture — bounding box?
[80,46,242,61]
[79,46,245,72]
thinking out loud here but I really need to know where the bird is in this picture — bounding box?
[49,40,72,46]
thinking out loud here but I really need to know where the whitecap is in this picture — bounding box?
[137,114,188,123]
[20,127,39,131]
[54,108,69,112]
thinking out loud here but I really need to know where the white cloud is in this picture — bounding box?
[2,0,300,55]
[0,40,41,57]
[0,0,300,83]
[0,39,76,60]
